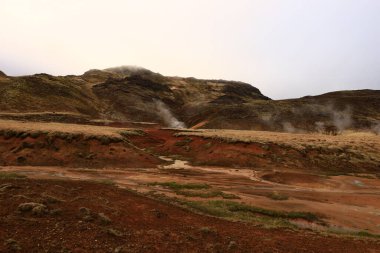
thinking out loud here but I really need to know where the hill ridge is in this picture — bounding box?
[0,66,378,132]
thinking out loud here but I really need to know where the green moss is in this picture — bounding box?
[355,231,380,238]
[267,192,289,201]
[148,181,210,190]
[0,172,26,179]
[3,130,17,139]
[119,130,146,138]
[180,200,320,222]
[175,190,239,199]
[221,201,319,221]
[30,131,44,139]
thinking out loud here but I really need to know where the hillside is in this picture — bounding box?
[1,67,380,252]
[0,66,379,132]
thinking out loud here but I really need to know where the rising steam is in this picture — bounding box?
[372,121,380,135]
[331,106,352,131]
[154,99,186,128]
[259,102,354,134]
[281,122,297,133]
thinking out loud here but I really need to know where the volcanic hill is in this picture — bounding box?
[0,66,379,132]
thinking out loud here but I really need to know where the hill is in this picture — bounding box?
[0,66,379,132]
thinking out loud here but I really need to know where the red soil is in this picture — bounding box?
[261,172,325,184]
[0,135,160,168]
[1,178,379,253]
[130,129,271,168]
[129,129,376,173]
[0,128,377,173]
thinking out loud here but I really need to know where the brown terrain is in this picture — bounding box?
[0,66,379,131]
[1,178,380,253]
[0,66,380,252]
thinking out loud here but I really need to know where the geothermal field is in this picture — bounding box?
[1,118,380,252]
[0,67,379,252]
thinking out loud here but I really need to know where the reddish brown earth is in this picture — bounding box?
[0,127,378,173]
[261,172,325,184]
[1,123,380,252]
[0,134,160,168]
[1,178,379,253]
[128,129,379,173]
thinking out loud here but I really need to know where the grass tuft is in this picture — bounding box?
[181,200,320,222]
[175,189,239,199]
[355,231,380,239]
[267,192,289,201]
[148,181,210,190]
[119,130,146,138]
[0,172,26,179]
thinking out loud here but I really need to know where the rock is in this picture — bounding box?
[82,215,94,222]
[18,202,47,213]
[50,208,63,216]
[228,241,237,250]
[79,207,91,215]
[79,207,95,221]
[4,238,21,251]
[98,213,112,225]
[114,246,124,253]
[107,228,124,237]
[0,183,20,191]
[32,204,48,216]
[149,209,167,219]
[16,156,27,164]
[42,194,63,204]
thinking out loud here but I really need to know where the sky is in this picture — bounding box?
[0,0,379,99]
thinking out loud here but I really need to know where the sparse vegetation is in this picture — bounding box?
[0,68,378,252]
[148,181,210,190]
[30,131,45,138]
[0,120,141,140]
[326,227,380,239]
[0,172,26,179]
[355,231,380,239]
[148,182,239,199]
[267,192,289,201]
[180,200,320,223]
[174,137,193,146]
[119,129,146,137]
[175,189,239,199]
[176,128,380,171]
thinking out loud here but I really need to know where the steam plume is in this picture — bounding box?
[331,107,352,131]
[372,121,380,135]
[154,100,186,128]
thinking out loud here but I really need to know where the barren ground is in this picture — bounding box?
[1,120,380,252]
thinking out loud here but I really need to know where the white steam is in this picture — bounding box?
[154,100,186,128]
[331,107,352,131]
[314,121,325,133]
[372,121,380,135]
[281,122,297,133]
[259,102,354,134]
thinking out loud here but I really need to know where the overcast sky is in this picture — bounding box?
[1,0,379,99]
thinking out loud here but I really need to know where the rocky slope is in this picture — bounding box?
[0,66,379,132]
